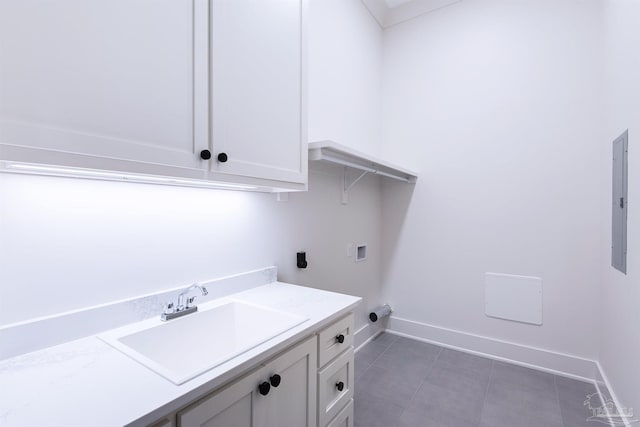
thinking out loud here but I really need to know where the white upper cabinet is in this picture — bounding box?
[0,0,307,191]
[209,0,307,186]
[0,0,210,174]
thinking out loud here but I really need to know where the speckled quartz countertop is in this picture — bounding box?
[0,282,361,427]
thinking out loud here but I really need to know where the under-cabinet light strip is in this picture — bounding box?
[320,153,411,183]
[3,163,259,190]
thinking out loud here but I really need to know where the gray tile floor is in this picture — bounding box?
[355,333,613,427]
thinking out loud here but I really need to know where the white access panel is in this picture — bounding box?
[485,273,542,325]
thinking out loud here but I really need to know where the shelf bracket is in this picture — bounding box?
[342,167,369,205]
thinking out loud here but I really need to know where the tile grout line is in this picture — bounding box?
[392,346,443,427]
[356,360,372,384]
[553,375,568,427]
[367,333,398,367]
[353,333,398,412]
[354,333,396,378]
[357,334,407,427]
[475,359,495,427]
[360,336,595,427]
[360,336,509,427]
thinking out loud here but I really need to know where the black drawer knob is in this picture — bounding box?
[258,381,271,396]
[336,381,345,391]
[335,334,345,344]
[217,152,228,163]
[270,374,282,388]
[200,150,212,160]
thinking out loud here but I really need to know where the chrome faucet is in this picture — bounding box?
[161,283,209,321]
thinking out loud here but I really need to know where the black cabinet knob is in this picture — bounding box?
[258,381,271,396]
[270,374,282,388]
[217,152,228,163]
[336,381,345,391]
[200,150,212,160]
[335,334,345,344]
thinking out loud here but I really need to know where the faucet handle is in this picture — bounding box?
[185,296,196,309]
[163,302,175,314]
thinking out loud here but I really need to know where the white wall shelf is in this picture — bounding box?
[308,140,417,204]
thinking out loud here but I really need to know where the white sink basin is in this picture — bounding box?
[99,300,307,384]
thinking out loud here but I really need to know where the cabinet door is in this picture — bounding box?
[0,0,209,172]
[256,336,317,427]
[177,366,263,427]
[210,0,307,185]
[178,337,316,427]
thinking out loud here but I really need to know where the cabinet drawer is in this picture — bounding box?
[318,347,354,427]
[327,399,353,427]
[318,314,353,367]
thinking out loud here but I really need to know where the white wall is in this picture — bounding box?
[600,0,640,412]
[0,0,384,334]
[380,0,603,360]
[308,0,384,155]
[0,167,381,332]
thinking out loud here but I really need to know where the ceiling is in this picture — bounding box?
[361,0,462,28]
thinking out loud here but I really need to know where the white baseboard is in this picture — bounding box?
[386,316,598,382]
[356,315,629,425]
[595,361,635,427]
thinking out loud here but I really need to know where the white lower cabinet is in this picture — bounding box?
[257,336,317,427]
[177,336,316,427]
[317,315,355,427]
[151,314,357,427]
[317,348,354,426]
[177,364,261,427]
[317,314,354,368]
[327,399,353,427]
[148,418,175,427]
